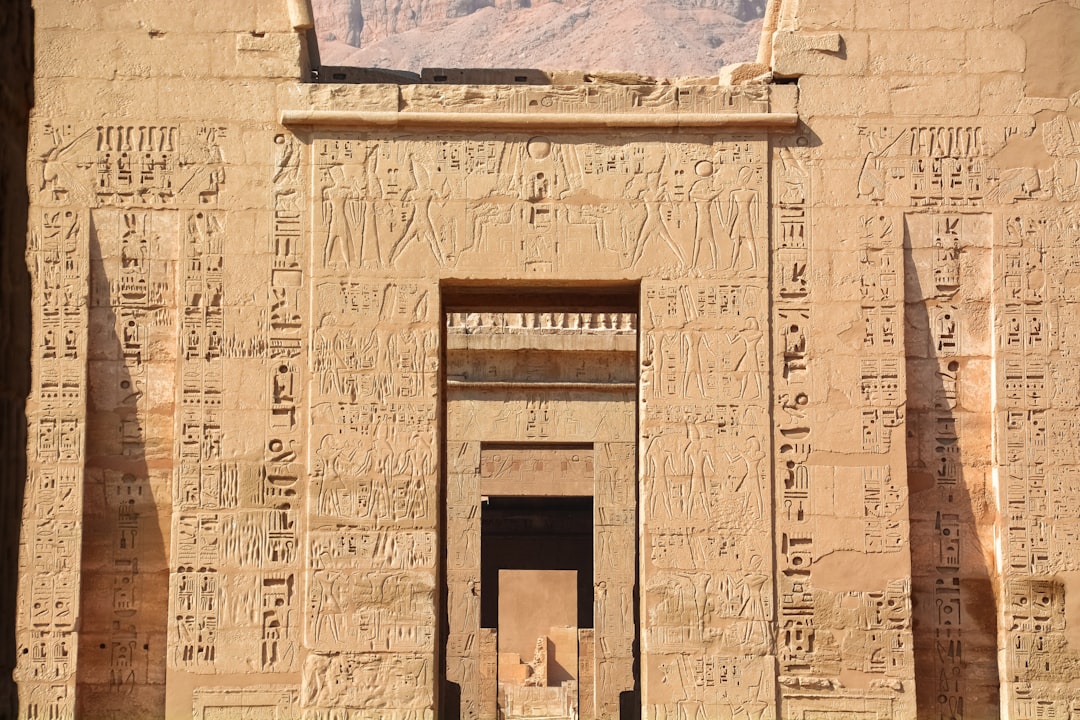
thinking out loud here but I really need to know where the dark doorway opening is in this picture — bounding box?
[480,496,594,631]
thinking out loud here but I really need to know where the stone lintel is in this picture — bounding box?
[446,333,637,353]
[280,109,800,131]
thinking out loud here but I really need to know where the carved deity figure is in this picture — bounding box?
[388,158,446,267]
[727,166,760,271]
[321,165,360,268]
[272,134,300,187]
[688,159,726,273]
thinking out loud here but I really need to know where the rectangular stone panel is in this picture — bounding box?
[480,444,594,496]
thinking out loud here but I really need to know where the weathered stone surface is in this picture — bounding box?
[0,1,33,718]
[14,1,1080,719]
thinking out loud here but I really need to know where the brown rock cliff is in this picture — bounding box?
[313,0,766,76]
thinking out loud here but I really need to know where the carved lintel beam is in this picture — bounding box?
[280,109,800,131]
[446,380,637,391]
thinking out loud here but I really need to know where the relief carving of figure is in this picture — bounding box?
[683,332,714,400]
[727,166,760,272]
[449,578,479,632]
[388,158,448,267]
[39,125,93,202]
[688,159,726,273]
[631,160,685,269]
[740,555,770,628]
[741,437,766,519]
[272,134,300,187]
[856,127,905,204]
[645,429,681,520]
[315,434,350,517]
[725,436,765,521]
[727,317,764,400]
[684,423,715,521]
[310,571,344,644]
[321,165,360,269]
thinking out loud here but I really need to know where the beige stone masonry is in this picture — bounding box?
[15,0,1080,718]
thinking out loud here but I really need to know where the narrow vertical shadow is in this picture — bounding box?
[905,219,1000,718]
[74,217,168,718]
[1,1,34,717]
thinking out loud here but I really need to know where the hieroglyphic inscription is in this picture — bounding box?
[1005,578,1069,718]
[170,209,227,674]
[16,207,88,720]
[904,213,996,719]
[771,137,815,693]
[38,123,226,208]
[308,135,440,718]
[260,133,306,674]
[998,210,1080,712]
[593,443,636,718]
[167,133,304,678]
[858,216,903,455]
[77,208,176,712]
[776,135,916,717]
[445,441,483,719]
[857,125,988,208]
[480,445,593,495]
[400,84,771,117]
[635,131,771,718]
[27,122,237,715]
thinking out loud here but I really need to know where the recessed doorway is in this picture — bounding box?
[481,495,595,633]
[442,285,638,720]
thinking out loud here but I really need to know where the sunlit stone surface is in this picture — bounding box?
[15,1,1080,718]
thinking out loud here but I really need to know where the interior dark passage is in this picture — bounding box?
[480,496,594,630]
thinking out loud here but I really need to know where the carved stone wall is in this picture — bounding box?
[767,0,1080,716]
[1,0,33,717]
[16,0,1080,719]
[21,4,309,719]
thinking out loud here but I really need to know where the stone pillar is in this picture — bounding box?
[302,136,442,719]
[637,139,776,719]
[593,442,636,718]
[446,440,483,718]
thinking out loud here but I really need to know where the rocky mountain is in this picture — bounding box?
[312,0,766,78]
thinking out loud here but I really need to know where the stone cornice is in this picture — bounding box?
[280,108,800,131]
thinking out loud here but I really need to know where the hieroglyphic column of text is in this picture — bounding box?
[16,204,88,720]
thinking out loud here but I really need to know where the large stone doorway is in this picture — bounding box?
[443,286,638,720]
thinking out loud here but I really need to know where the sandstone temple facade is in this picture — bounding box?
[10,0,1080,718]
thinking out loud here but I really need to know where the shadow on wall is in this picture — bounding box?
[1,0,33,717]
[72,223,169,717]
[904,217,1000,718]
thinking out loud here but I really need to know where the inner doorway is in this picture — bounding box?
[480,495,594,635]
[442,283,638,720]
[484,495,594,718]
